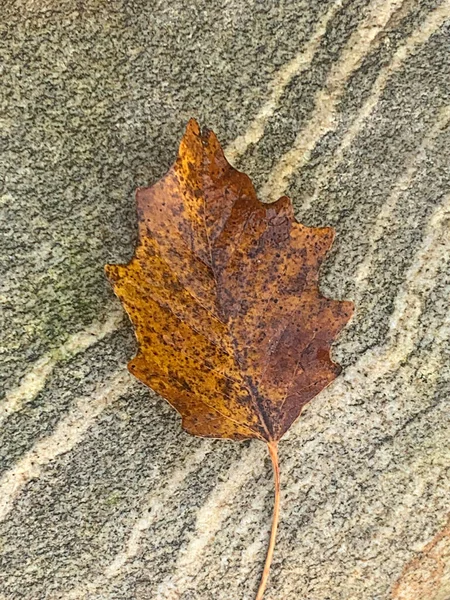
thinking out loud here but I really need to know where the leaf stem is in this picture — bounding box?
[255,440,280,600]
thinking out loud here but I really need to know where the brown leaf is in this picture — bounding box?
[105,119,354,599]
[105,118,353,443]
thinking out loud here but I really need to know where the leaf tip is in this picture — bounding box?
[186,117,201,136]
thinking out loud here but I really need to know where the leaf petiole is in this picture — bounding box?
[256,440,280,600]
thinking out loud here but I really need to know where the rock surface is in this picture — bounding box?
[1,1,449,599]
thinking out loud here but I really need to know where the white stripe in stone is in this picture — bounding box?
[104,443,214,578]
[59,442,214,599]
[381,194,450,371]
[260,0,424,202]
[302,4,450,213]
[325,193,450,405]
[0,309,123,427]
[353,105,450,296]
[156,443,264,599]
[225,0,344,164]
[0,369,133,523]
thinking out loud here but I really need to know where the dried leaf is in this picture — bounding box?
[105,119,353,442]
[105,119,354,598]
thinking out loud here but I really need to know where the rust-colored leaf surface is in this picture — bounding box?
[105,119,353,443]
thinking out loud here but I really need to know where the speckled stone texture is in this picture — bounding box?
[1,1,449,599]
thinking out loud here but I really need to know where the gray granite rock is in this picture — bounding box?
[1,1,449,599]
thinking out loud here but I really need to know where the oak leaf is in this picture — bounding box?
[105,119,354,599]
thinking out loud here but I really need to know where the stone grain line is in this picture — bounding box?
[58,443,215,600]
[155,443,264,599]
[284,303,450,507]
[57,444,265,600]
[379,193,450,375]
[353,105,450,297]
[0,369,134,522]
[261,0,448,203]
[302,1,450,213]
[0,309,123,428]
[225,0,344,164]
[329,192,450,393]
